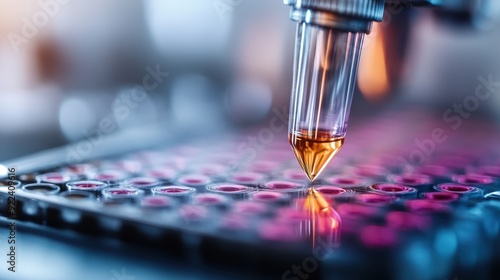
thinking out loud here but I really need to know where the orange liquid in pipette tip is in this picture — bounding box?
[289,130,344,182]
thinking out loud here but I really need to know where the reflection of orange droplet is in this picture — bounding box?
[303,187,342,248]
[305,188,331,212]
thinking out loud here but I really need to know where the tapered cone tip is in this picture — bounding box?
[291,144,342,182]
[299,159,326,181]
[305,168,318,182]
[289,132,344,182]
[308,173,318,181]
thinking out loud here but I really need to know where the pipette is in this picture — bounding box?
[284,0,384,181]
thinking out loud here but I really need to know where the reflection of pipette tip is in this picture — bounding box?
[303,187,342,248]
[307,188,331,212]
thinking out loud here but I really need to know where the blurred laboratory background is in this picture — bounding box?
[1,0,500,161]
